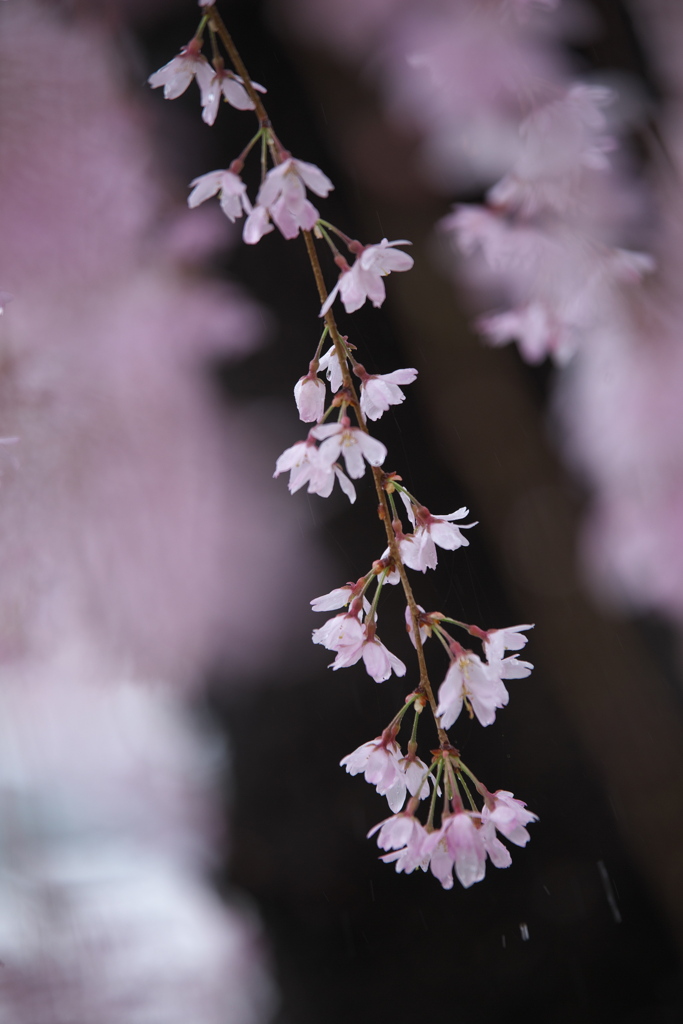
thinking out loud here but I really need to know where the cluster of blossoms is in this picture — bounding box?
[443,84,654,365]
[149,0,537,889]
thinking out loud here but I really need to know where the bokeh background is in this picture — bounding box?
[2,0,683,1022]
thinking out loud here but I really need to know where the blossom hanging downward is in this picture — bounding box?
[148,40,213,101]
[312,611,406,682]
[244,157,333,243]
[483,624,534,663]
[354,364,418,421]
[436,641,532,729]
[201,68,266,125]
[311,417,387,480]
[188,169,251,223]
[399,498,475,572]
[482,790,538,847]
[341,738,431,813]
[273,436,357,502]
[320,239,414,316]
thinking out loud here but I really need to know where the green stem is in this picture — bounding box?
[386,693,419,734]
[457,770,478,812]
[440,616,475,633]
[408,704,421,748]
[316,223,342,259]
[193,13,209,43]
[317,219,355,248]
[311,325,329,367]
[458,761,485,797]
[433,623,454,658]
[367,569,388,624]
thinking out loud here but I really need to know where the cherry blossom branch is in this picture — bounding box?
[149,0,538,891]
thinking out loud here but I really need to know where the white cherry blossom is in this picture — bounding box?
[201,70,266,125]
[312,611,365,654]
[273,437,356,501]
[311,418,387,479]
[312,610,405,682]
[483,624,534,663]
[242,205,274,244]
[341,739,431,812]
[148,42,213,101]
[243,158,333,243]
[320,239,414,316]
[310,585,355,612]
[304,456,356,501]
[357,367,418,421]
[331,631,406,682]
[436,651,509,729]
[187,169,251,223]
[273,438,318,493]
[369,814,431,874]
[497,654,534,679]
[482,790,538,847]
[310,583,371,614]
[399,506,474,572]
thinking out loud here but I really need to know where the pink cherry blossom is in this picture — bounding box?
[187,170,251,223]
[312,607,405,681]
[436,651,510,729]
[447,201,654,365]
[487,85,616,216]
[294,374,326,422]
[332,631,407,682]
[148,42,213,102]
[498,654,534,679]
[480,821,513,868]
[424,812,486,890]
[482,790,538,847]
[201,70,266,125]
[273,437,318,493]
[273,436,356,501]
[368,814,430,875]
[341,739,431,812]
[243,158,333,243]
[479,303,564,365]
[320,239,414,316]
[311,417,387,479]
[357,366,418,421]
[310,584,355,612]
[311,609,364,649]
[399,505,474,572]
[242,205,274,245]
[483,623,534,663]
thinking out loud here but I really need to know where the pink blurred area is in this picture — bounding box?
[0,0,320,687]
[277,0,683,627]
[0,1,330,1019]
